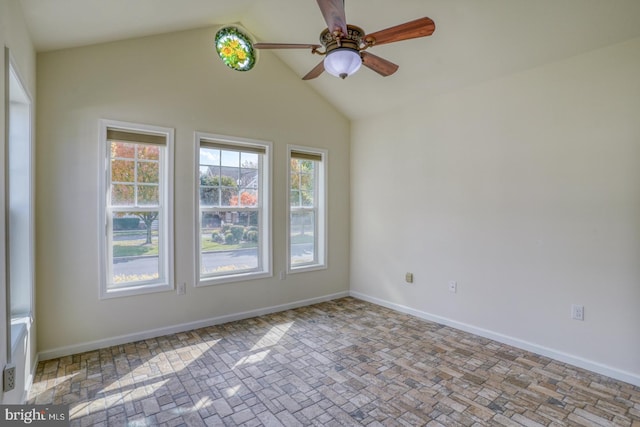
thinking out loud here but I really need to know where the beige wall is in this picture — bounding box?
[0,0,37,403]
[351,37,640,384]
[36,26,350,354]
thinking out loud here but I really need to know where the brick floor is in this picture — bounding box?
[29,297,640,426]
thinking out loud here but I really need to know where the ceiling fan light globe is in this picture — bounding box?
[324,48,362,79]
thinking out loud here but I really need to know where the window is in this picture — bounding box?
[5,48,34,351]
[288,146,327,271]
[196,132,271,285]
[99,120,174,298]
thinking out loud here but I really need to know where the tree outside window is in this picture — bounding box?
[100,121,174,298]
[196,134,270,285]
[288,147,326,271]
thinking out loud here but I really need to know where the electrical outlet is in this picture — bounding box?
[571,304,584,321]
[177,282,186,295]
[448,281,457,293]
[4,364,16,392]
[405,272,413,283]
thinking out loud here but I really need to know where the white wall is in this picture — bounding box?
[0,0,37,404]
[351,37,640,385]
[36,26,350,355]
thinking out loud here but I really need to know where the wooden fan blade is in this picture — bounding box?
[361,51,399,77]
[254,43,322,50]
[302,60,325,80]
[316,0,348,36]
[364,17,435,46]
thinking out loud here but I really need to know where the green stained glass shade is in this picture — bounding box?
[215,27,256,72]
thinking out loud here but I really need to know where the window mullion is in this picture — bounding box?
[134,148,139,206]
[217,157,222,207]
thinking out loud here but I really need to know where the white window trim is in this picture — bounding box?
[286,145,328,274]
[98,119,175,299]
[194,132,272,287]
[5,47,35,360]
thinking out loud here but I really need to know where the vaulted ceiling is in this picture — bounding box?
[20,0,640,119]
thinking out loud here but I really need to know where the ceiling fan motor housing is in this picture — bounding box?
[320,24,365,54]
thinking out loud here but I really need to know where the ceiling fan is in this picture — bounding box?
[253,0,435,80]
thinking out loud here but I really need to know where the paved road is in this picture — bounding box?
[113,244,314,278]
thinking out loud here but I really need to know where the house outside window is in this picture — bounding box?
[196,132,271,286]
[99,120,174,298]
[288,146,327,272]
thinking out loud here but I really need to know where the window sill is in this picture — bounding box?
[100,282,174,299]
[197,271,272,287]
[288,264,327,275]
[11,315,32,355]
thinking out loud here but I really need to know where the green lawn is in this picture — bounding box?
[201,238,257,252]
[113,239,158,257]
[113,235,258,258]
[291,233,314,244]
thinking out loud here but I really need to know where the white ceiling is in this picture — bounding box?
[20,0,640,120]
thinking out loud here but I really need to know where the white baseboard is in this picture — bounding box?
[22,353,39,404]
[350,291,640,388]
[38,291,349,361]
[36,289,639,387]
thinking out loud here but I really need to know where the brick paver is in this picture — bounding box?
[29,298,640,426]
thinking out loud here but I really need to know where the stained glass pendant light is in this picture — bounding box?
[215,27,256,72]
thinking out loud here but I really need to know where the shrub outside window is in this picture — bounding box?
[196,132,271,285]
[288,146,327,272]
[99,120,174,298]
